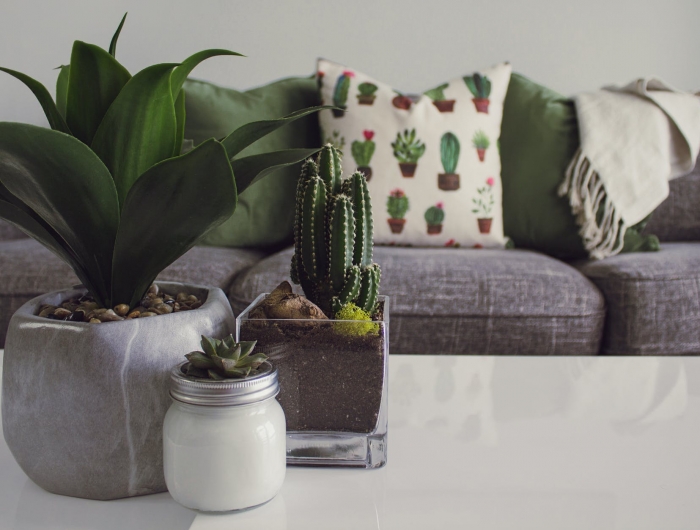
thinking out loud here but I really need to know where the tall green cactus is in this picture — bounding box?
[440,132,460,174]
[464,73,491,99]
[291,144,381,317]
[333,70,354,111]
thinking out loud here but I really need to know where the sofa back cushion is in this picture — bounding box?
[0,220,27,241]
[644,155,700,241]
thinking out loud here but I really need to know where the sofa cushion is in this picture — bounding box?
[0,239,265,347]
[575,242,700,355]
[0,219,27,241]
[643,158,700,242]
[229,246,605,355]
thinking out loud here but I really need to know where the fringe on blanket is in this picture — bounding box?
[558,148,627,260]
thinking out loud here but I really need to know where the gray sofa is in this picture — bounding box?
[1,162,698,355]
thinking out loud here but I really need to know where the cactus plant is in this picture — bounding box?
[387,188,409,234]
[351,130,376,180]
[424,203,445,226]
[464,73,491,113]
[291,144,381,317]
[357,82,378,105]
[472,130,490,162]
[332,70,355,117]
[440,133,460,174]
[438,132,461,191]
[392,129,426,177]
[424,82,455,112]
[181,335,268,380]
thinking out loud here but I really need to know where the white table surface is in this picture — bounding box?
[2,350,700,529]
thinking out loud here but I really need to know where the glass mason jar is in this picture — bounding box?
[163,361,286,512]
[237,295,389,469]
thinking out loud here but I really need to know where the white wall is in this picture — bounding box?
[1,0,699,126]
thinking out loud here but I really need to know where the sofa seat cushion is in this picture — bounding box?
[575,242,700,355]
[0,239,265,347]
[229,246,605,355]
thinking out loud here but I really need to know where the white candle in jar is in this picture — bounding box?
[163,362,286,512]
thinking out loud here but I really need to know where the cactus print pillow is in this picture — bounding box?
[317,59,512,248]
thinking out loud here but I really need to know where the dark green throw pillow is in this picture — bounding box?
[184,76,321,249]
[500,73,658,260]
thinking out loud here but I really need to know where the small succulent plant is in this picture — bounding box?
[472,130,490,150]
[463,73,491,99]
[392,129,426,164]
[357,82,378,97]
[424,83,449,102]
[424,203,445,226]
[181,335,268,380]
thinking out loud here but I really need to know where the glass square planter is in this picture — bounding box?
[236,295,389,468]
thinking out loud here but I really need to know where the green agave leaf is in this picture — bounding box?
[109,13,128,57]
[55,65,70,119]
[231,147,323,196]
[174,89,185,156]
[201,335,218,357]
[222,106,333,158]
[0,123,119,304]
[170,49,243,99]
[111,139,236,307]
[66,41,131,145]
[91,62,178,206]
[0,199,104,304]
[0,67,70,134]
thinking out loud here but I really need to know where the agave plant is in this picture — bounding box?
[182,335,267,380]
[0,14,327,309]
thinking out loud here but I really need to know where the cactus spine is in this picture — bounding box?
[292,144,381,317]
[440,132,460,174]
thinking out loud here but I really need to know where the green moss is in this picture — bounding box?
[334,303,379,336]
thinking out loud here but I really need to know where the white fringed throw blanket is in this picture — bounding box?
[559,79,700,259]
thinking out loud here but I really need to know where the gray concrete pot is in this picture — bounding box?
[1,282,234,500]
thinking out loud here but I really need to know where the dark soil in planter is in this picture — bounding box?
[357,95,376,105]
[241,304,386,433]
[438,173,460,191]
[332,108,346,118]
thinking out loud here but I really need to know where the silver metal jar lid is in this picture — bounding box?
[170,361,279,407]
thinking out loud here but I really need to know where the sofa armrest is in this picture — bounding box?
[0,219,29,241]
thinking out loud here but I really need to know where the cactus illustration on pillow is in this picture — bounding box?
[438,132,461,191]
[424,83,455,112]
[324,130,346,154]
[387,189,409,234]
[392,129,426,177]
[472,177,495,234]
[332,70,355,117]
[351,130,376,180]
[472,130,490,162]
[357,82,378,105]
[424,203,445,235]
[464,73,492,114]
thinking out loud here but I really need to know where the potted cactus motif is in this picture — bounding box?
[392,91,413,110]
[387,188,409,234]
[472,177,495,234]
[357,82,378,105]
[332,70,355,117]
[472,130,490,162]
[464,73,492,114]
[424,203,445,234]
[438,132,461,191]
[424,83,455,112]
[392,128,426,177]
[236,145,389,469]
[324,130,346,154]
[351,130,376,180]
